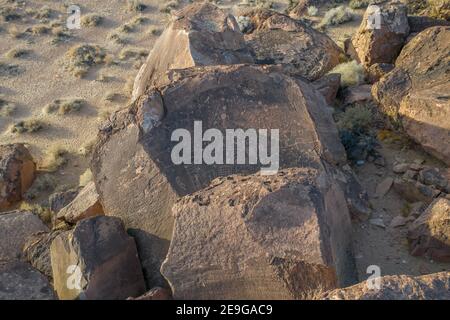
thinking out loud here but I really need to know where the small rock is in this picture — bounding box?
[393,178,440,204]
[403,169,418,180]
[374,156,386,167]
[370,218,386,228]
[342,84,373,105]
[418,167,448,191]
[49,188,80,214]
[375,177,394,198]
[393,163,409,174]
[409,163,423,171]
[389,215,407,228]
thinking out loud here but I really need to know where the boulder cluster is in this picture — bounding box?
[0,2,449,300]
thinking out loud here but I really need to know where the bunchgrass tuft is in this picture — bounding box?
[328,60,365,88]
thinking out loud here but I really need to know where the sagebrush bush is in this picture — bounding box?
[43,99,85,115]
[0,97,15,116]
[307,6,319,16]
[24,173,58,200]
[337,105,373,133]
[328,60,365,88]
[65,44,106,77]
[81,14,103,27]
[319,6,354,28]
[11,119,44,134]
[42,145,68,172]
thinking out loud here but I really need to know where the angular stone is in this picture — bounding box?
[56,181,104,224]
[408,198,450,262]
[390,215,407,228]
[161,168,357,299]
[351,3,409,68]
[91,64,347,287]
[366,63,394,84]
[0,210,48,262]
[23,230,63,279]
[393,163,409,174]
[342,84,373,105]
[407,15,450,33]
[0,262,56,300]
[419,167,448,191]
[49,188,79,213]
[313,73,341,105]
[393,178,440,204]
[0,143,36,209]
[132,2,253,101]
[50,216,146,300]
[241,9,342,80]
[322,272,450,300]
[375,177,393,198]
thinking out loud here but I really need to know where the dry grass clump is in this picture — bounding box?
[104,91,125,102]
[79,169,93,187]
[0,61,22,77]
[8,25,25,39]
[81,13,103,27]
[5,48,30,59]
[127,0,147,12]
[11,119,44,134]
[33,6,52,20]
[29,24,51,35]
[0,6,21,22]
[160,0,181,13]
[307,6,319,16]
[43,99,85,115]
[42,145,69,172]
[328,60,365,88]
[319,6,354,28]
[108,32,128,45]
[24,173,58,200]
[19,202,52,223]
[0,97,16,117]
[65,44,106,78]
[50,26,71,44]
[78,138,97,157]
[119,47,148,61]
[337,105,373,133]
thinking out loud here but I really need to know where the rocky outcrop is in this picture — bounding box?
[0,262,56,300]
[161,168,357,300]
[407,198,450,262]
[351,3,410,68]
[56,181,103,224]
[366,63,394,84]
[0,210,48,263]
[131,2,253,101]
[91,64,347,287]
[240,9,342,81]
[0,144,36,209]
[322,272,450,300]
[372,26,450,165]
[50,216,146,300]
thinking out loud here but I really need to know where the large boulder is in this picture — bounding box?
[50,216,146,300]
[0,144,36,209]
[351,3,410,68]
[0,262,56,300]
[240,9,342,81]
[372,27,450,165]
[161,168,357,300]
[56,181,104,224]
[407,198,450,262]
[131,2,253,101]
[0,210,48,263]
[322,272,450,300]
[91,64,347,287]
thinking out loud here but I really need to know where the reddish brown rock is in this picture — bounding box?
[313,73,341,105]
[50,216,146,300]
[351,3,409,68]
[0,144,36,209]
[241,9,342,80]
[366,63,394,84]
[56,181,104,224]
[161,168,357,300]
[408,198,450,262]
[131,2,253,101]
[322,272,450,300]
[342,84,373,105]
[92,64,347,287]
[393,177,441,204]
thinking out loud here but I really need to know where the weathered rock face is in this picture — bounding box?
[161,168,357,300]
[92,64,347,287]
[408,198,450,262]
[366,63,394,84]
[23,230,63,279]
[49,188,79,213]
[0,144,36,209]
[393,178,441,204]
[131,2,253,101]
[0,210,48,263]
[372,26,450,165]
[342,84,373,106]
[50,216,146,300]
[322,272,450,300]
[0,262,56,300]
[313,73,341,105]
[240,9,341,81]
[407,15,450,33]
[56,181,103,224]
[351,3,410,68]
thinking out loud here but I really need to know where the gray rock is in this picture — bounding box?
[0,262,56,300]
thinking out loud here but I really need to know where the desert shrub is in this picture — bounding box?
[0,97,15,117]
[337,105,372,133]
[8,25,25,39]
[24,173,57,200]
[127,0,147,12]
[42,145,68,172]
[81,13,103,27]
[149,26,163,36]
[0,62,22,77]
[5,48,30,59]
[319,6,354,27]
[65,44,106,77]
[119,47,148,60]
[50,26,71,44]
[307,6,319,16]
[328,60,365,88]
[108,32,127,44]
[30,24,51,35]
[0,7,21,22]
[11,119,43,133]
[79,169,93,187]
[43,99,85,115]
[34,6,52,19]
